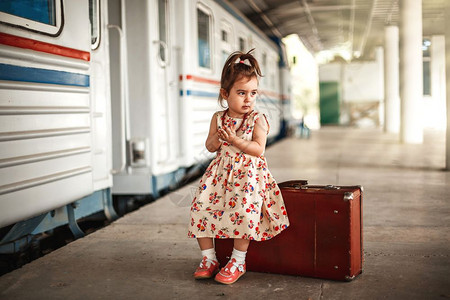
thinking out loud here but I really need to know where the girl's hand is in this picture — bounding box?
[218,127,237,144]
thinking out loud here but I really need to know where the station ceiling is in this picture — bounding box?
[228,0,446,61]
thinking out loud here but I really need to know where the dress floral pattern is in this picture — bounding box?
[187,110,289,241]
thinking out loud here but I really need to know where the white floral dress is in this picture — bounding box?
[188,110,289,241]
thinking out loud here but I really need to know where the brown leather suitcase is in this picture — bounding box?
[215,181,363,281]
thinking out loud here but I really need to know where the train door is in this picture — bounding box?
[89,0,113,191]
[108,0,181,196]
[151,0,180,175]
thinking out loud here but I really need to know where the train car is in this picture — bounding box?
[0,0,291,255]
[111,0,290,198]
[0,0,115,254]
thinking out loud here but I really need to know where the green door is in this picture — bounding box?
[319,82,340,125]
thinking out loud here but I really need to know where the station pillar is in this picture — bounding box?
[446,1,450,170]
[384,26,400,133]
[399,0,423,144]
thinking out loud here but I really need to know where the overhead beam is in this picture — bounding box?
[245,0,283,39]
[298,35,314,53]
[299,0,323,51]
[263,3,354,15]
[385,0,398,24]
[349,0,356,56]
[357,0,377,57]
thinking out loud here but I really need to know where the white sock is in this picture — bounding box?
[201,248,217,267]
[229,248,246,272]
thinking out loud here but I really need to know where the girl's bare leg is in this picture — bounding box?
[197,237,214,250]
[233,238,250,252]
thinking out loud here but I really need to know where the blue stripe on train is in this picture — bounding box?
[179,90,219,98]
[0,64,90,87]
[179,90,279,104]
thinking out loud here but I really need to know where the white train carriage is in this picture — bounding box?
[0,0,115,252]
[111,0,289,197]
[0,0,291,253]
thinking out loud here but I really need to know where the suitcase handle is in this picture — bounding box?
[300,185,363,192]
[300,184,341,190]
[278,180,308,189]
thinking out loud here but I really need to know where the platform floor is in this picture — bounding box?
[1,127,449,299]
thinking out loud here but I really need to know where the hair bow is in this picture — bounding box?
[235,58,251,66]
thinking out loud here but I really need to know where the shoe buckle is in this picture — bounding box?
[200,258,216,269]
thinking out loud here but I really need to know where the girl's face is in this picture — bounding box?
[221,76,258,118]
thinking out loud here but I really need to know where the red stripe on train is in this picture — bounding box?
[179,74,220,85]
[179,74,285,100]
[0,32,90,61]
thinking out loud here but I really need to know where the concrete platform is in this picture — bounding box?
[1,127,449,299]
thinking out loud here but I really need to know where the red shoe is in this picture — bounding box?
[194,256,220,279]
[214,258,246,285]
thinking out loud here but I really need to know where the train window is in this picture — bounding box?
[239,37,246,52]
[221,30,228,42]
[222,50,229,66]
[89,0,100,49]
[270,57,276,89]
[266,56,276,89]
[257,50,265,85]
[220,21,233,66]
[262,53,267,70]
[0,0,62,35]
[158,0,168,62]
[422,38,431,96]
[197,6,211,69]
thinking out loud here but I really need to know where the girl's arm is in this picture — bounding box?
[205,113,221,152]
[219,116,268,157]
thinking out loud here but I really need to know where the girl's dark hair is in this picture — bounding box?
[218,48,263,108]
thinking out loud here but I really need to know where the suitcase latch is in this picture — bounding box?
[325,185,340,190]
[343,192,354,201]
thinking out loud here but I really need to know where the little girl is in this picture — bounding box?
[187,49,289,284]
